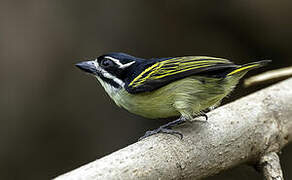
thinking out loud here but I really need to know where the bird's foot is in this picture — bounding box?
[138,127,183,141]
[192,113,208,121]
[138,118,186,141]
[200,113,208,121]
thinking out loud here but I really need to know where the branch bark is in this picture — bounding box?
[55,78,292,180]
[260,152,283,180]
[244,66,292,87]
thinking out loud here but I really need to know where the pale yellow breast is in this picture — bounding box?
[103,76,240,119]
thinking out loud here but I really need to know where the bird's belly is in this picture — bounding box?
[111,76,237,119]
[115,89,181,119]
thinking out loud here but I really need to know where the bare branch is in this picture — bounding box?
[244,66,292,87]
[260,152,283,180]
[55,78,292,180]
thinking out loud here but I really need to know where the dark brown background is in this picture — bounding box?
[1,0,292,179]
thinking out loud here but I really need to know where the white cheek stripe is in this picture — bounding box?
[104,56,135,69]
[93,60,125,87]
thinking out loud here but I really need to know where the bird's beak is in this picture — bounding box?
[75,61,98,75]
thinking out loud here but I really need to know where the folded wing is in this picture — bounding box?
[126,56,237,94]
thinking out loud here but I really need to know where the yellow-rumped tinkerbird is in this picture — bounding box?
[76,53,270,140]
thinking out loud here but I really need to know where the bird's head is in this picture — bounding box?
[76,52,143,90]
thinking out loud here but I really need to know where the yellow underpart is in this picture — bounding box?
[105,76,241,119]
[227,64,259,76]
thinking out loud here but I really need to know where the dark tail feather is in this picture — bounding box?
[227,60,271,76]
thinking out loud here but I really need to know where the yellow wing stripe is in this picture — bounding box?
[131,62,214,87]
[156,62,212,74]
[131,62,211,87]
[137,63,164,87]
[128,63,159,86]
[153,64,212,79]
[134,64,211,87]
[129,57,231,87]
[163,58,229,65]
[227,64,259,76]
[164,60,227,67]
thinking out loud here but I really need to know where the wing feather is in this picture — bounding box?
[126,56,236,93]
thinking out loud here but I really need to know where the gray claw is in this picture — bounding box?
[138,127,183,141]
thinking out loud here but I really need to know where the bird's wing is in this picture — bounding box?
[126,56,237,94]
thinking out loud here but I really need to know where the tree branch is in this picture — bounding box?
[260,152,283,180]
[55,78,292,180]
[244,66,292,87]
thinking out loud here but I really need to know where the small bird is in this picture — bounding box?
[76,53,270,140]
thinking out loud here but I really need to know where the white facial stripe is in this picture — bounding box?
[93,60,125,87]
[104,56,135,69]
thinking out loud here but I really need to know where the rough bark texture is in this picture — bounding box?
[55,78,292,180]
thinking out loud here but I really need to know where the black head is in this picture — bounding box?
[76,52,143,88]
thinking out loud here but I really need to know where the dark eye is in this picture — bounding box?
[100,59,114,68]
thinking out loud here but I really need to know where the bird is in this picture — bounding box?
[76,52,270,140]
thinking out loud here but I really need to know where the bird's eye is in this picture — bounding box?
[100,59,114,68]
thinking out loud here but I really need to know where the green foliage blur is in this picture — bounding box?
[0,0,291,179]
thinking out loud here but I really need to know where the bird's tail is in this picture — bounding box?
[227,60,271,76]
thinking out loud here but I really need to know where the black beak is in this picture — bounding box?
[75,61,97,75]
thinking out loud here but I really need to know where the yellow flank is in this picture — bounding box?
[129,56,232,88]
[227,64,259,76]
[106,75,241,119]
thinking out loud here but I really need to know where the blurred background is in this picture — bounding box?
[1,0,292,179]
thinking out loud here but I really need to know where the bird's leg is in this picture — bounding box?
[138,117,186,141]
